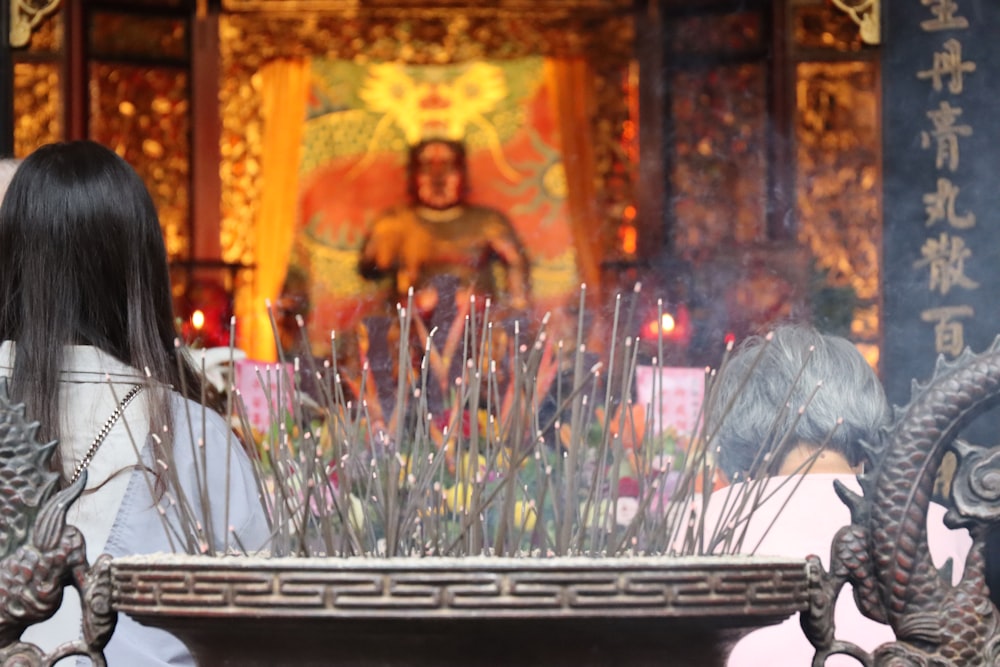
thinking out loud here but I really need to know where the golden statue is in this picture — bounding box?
[359,139,530,323]
[359,139,531,409]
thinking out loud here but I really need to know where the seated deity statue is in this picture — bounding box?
[358,139,530,328]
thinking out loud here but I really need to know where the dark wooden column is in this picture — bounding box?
[0,0,14,155]
[766,0,792,241]
[64,0,86,141]
[191,0,222,261]
[635,0,666,257]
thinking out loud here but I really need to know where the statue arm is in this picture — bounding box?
[358,215,402,280]
[488,214,531,310]
[358,234,385,280]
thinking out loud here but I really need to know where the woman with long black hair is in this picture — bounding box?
[0,141,269,665]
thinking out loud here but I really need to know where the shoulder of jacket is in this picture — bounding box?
[168,394,234,444]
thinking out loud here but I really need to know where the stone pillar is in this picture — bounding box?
[880,0,1000,604]
[882,1,1000,408]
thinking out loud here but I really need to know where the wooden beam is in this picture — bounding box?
[65,0,85,141]
[635,0,666,256]
[190,1,222,261]
[0,0,14,155]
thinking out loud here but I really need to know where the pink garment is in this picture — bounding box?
[699,474,972,667]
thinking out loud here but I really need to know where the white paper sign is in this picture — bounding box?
[634,365,705,437]
[234,359,295,434]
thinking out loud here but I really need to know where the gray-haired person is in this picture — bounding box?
[700,324,969,667]
[711,325,889,484]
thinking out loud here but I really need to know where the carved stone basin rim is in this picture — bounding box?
[110,553,814,623]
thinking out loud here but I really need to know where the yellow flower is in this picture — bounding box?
[494,447,530,471]
[315,423,330,454]
[457,453,487,482]
[579,499,611,526]
[397,454,415,487]
[478,409,491,439]
[495,448,510,471]
[513,501,537,533]
[348,493,366,532]
[443,483,474,513]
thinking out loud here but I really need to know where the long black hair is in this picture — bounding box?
[0,140,206,460]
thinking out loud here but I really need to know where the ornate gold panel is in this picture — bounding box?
[795,60,880,342]
[89,11,189,60]
[670,63,769,254]
[793,4,864,53]
[222,0,632,14]
[19,4,62,52]
[89,64,192,260]
[668,10,763,55]
[13,62,62,157]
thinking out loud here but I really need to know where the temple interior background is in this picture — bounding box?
[2,0,881,375]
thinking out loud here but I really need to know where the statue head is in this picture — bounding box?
[408,139,468,210]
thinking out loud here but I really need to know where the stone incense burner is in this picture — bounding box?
[8,340,1000,666]
[110,554,813,667]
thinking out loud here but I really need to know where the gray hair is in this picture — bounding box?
[0,159,20,202]
[709,325,889,481]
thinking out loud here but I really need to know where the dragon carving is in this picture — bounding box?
[0,381,117,667]
[803,342,1000,666]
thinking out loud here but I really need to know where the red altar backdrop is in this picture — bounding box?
[291,57,579,356]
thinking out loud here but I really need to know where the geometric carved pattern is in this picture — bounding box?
[112,555,813,621]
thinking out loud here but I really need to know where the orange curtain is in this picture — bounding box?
[544,58,602,302]
[245,58,310,361]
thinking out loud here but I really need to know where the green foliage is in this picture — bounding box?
[809,260,858,339]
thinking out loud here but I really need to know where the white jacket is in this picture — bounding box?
[1,343,270,666]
